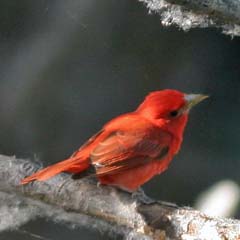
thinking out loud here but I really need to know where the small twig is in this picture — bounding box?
[16,229,53,240]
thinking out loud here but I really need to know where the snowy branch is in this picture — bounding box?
[139,0,240,37]
[1,154,240,239]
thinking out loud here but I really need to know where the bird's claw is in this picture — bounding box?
[131,188,156,204]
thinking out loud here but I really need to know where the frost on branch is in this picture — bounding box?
[139,0,240,37]
[0,154,240,239]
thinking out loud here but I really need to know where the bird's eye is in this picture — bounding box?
[169,110,178,117]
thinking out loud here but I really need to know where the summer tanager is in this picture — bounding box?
[21,89,207,191]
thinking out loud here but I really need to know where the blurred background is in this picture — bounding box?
[0,0,240,239]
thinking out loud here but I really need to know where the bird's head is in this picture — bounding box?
[136,89,208,136]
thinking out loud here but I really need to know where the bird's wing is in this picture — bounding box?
[90,130,170,176]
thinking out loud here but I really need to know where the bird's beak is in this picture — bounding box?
[184,94,209,111]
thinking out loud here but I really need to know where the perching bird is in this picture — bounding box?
[21,89,208,192]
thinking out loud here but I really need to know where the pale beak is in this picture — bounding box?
[184,94,209,110]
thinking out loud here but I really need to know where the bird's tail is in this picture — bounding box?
[20,156,90,184]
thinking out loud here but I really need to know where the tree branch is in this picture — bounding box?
[139,0,240,37]
[1,154,240,239]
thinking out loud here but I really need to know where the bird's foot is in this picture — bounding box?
[131,188,155,204]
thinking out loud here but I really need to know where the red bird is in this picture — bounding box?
[21,89,207,191]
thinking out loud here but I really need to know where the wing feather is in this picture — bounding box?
[90,130,170,176]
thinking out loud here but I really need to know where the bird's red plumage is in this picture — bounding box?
[21,89,204,191]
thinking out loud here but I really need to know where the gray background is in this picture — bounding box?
[0,0,240,239]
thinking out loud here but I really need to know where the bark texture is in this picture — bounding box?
[139,0,240,37]
[0,154,240,239]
